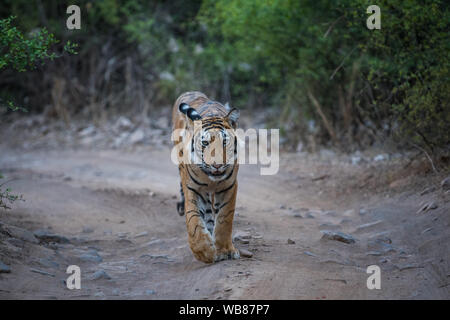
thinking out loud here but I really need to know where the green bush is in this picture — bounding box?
[0,0,448,155]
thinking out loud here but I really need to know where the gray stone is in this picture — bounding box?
[39,258,59,269]
[145,289,156,295]
[79,253,103,263]
[359,208,369,216]
[90,270,111,280]
[304,251,317,257]
[417,201,438,213]
[0,223,38,244]
[134,231,149,238]
[373,154,388,162]
[239,248,253,258]
[305,212,315,219]
[115,116,133,130]
[129,128,145,144]
[233,231,251,240]
[82,227,94,234]
[321,230,356,244]
[0,261,11,273]
[420,186,436,196]
[234,237,249,244]
[33,230,70,244]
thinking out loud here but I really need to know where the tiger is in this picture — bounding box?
[172,91,240,263]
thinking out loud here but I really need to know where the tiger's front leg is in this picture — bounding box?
[213,182,240,262]
[183,186,216,263]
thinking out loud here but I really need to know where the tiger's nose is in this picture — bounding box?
[212,163,221,169]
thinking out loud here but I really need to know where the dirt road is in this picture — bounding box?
[0,146,449,299]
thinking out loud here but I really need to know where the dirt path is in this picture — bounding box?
[0,147,449,299]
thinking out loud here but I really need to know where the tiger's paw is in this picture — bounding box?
[214,246,240,262]
[190,232,216,264]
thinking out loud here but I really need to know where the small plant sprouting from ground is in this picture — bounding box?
[0,174,24,210]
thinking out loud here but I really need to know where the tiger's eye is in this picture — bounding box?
[202,140,209,147]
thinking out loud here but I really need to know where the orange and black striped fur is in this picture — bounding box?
[172,91,240,263]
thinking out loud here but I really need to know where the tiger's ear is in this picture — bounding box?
[179,103,202,121]
[225,107,239,128]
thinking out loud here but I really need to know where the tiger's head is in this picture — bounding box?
[179,102,240,180]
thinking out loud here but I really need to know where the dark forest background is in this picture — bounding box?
[0,0,449,156]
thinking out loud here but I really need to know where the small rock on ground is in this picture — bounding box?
[0,261,11,273]
[0,223,38,244]
[33,230,70,244]
[239,248,253,258]
[417,201,438,213]
[287,238,295,244]
[441,176,450,191]
[90,270,111,280]
[321,230,356,244]
[79,253,103,263]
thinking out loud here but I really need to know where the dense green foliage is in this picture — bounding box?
[0,16,76,72]
[0,0,448,154]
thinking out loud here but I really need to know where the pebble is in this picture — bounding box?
[0,223,38,244]
[82,227,94,234]
[287,238,295,244]
[305,212,315,219]
[235,238,250,244]
[417,201,438,213]
[145,289,156,295]
[239,248,253,258]
[233,231,251,240]
[134,231,149,238]
[321,230,356,244]
[342,209,355,217]
[79,253,103,263]
[90,270,111,280]
[304,251,317,257]
[39,258,59,269]
[33,230,70,244]
[441,176,450,191]
[420,186,436,196]
[0,261,11,273]
[359,208,369,216]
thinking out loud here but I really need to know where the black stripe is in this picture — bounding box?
[190,224,202,238]
[187,186,206,203]
[216,180,235,194]
[187,213,201,224]
[216,201,229,211]
[218,210,234,224]
[187,166,208,186]
[218,167,235,184]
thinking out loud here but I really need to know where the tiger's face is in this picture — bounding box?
[191,118,238,180]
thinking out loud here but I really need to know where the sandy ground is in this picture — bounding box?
[0,143,449,299]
